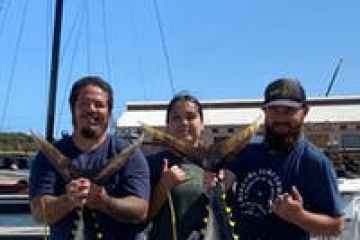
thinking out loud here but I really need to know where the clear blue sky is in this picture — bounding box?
[0,0,359,136]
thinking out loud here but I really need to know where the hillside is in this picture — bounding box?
[0,132,36,153]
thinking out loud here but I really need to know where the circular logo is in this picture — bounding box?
[233,169,282,219]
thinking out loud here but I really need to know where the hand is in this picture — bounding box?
[203,170,224,194]
[160,159,189,191]
[86,182,108,210]
[270,186,304,224]
[65,178,91,207]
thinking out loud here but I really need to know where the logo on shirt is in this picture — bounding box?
[233,168,283,219]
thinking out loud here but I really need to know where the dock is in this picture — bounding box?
[0,226,48,240]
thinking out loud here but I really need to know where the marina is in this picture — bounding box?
[0,168,47,239]
[0,0,359,239]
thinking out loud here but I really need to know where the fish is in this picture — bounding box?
[93,134,144,184]
[73,210,85,240]
[31,131,76,182]
[30,132,144,240]
[203,181,236,240]
[30,132,144,184]
[142,116,263,240]
[142,115,263,171]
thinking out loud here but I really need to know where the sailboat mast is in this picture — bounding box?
[325,58,343,97]
[46,0,64,143]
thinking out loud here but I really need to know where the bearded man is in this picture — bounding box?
[29,76,150,240]
[225,78,344,240]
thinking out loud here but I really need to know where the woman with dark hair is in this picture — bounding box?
[146,92,211,240]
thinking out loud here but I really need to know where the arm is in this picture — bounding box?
[148,159,188,218]
[30,178,90,224]
[86,183,148,224]
[148,174,176,218]
[30,194,76,224]
[291,149,345,236]
[86,144,151,224]
[292,209,344,236]
[203,169,236,194]
[271,186,344,236]
[101,195,148,223]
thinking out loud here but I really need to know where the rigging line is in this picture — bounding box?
[0,0,10,89]
[0,0,11,39]
[60,1,83,67]
[129,1,147,100]
[101,0,112,83]
[56,9,85,136]
[44,0,53,118]
[0,0,29,131]
[152,0,176,95]
[85,0,91,73]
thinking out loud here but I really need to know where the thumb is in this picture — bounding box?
[218,169,225,181]
[162,158,169,172]
[291,185,302,201]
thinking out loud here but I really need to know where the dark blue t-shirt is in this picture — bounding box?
[29,134,150,240]
[225,139,343,240]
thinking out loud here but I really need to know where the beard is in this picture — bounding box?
[264,121,303,152]
[77,115,109,139]
[80,126,98,139]
[80,124,108,139]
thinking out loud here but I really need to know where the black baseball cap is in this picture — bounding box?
[264,78,306,108]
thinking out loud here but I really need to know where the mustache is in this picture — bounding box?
[266,121,302,136]
[265,122,302,151]
[81,112,99,119]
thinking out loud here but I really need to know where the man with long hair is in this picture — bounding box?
[29,76,150,240]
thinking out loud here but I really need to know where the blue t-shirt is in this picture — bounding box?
[225,139,343,240]
[29,134,150,240]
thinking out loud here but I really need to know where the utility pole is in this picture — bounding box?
[46,0,64,142]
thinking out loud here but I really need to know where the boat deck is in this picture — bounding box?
[0,169,28,182]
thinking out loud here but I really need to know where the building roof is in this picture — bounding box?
[117,96,360,127]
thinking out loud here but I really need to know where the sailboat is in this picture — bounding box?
[0,0,175,238]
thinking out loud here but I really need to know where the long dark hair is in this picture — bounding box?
[166,91,204,124]
[69,75,113,114]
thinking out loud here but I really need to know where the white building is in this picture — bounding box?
[117,95,360,150]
